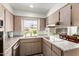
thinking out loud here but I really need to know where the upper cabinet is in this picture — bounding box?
[0,4,4,20]
[71,3,79,26]
[47,10,59,25]
[5,10,13,31]
[60,4,71,26]
[37,18,46,31]
[14,16,22,32]
[0,4,4,31]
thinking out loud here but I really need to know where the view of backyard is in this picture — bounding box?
[23,19,37,37]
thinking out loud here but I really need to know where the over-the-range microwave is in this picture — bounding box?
[0,20,3,28]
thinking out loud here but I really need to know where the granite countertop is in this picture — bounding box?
[4,36,43,52]
[43,35,79,51]
[4,37,23,52]
[4,35,79,52]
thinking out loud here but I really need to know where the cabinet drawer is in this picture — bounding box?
[51,50,58,56]
[43,39,51,48]
[52,44,61,56]
[20,38,41,43]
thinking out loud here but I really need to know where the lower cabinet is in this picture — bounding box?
[12,41,20,56]
[51,51,58,56]
[20,38,42,56]
[63,48,79,56]
[20,42,32,56]
[52,44,62,56]
[43,39,52,56]
[31,42,42,54]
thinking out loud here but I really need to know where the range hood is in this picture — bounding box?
[47,22,61,28]
[47,22,67,28]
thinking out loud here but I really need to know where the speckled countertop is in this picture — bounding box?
[4,35,79,52]
[4,36,43,52]
[43,35,79,51]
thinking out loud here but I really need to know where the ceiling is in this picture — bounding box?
[9,3,55,17]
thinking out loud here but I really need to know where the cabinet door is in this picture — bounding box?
[0,4,4,20]
[72,3,79,26]
[43,43,47,56]
[60,4,71,26]
[14,16,22,32]
[5,10,13,31]
[5,10,10,31]
[31,42,42,54]
[43,42,51,56]
[20,42,32,56]
[37,18,46,31]
[52,44,61,56]
[43,39,52,56]
[10,13,13,31]
[51,51,58,56]
[45,45,51,56]
[47,10,59,25]
[12,41,20,56]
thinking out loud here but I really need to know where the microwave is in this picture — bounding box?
[0,20,3,28]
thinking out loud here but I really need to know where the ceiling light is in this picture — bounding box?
[30,5,34,8]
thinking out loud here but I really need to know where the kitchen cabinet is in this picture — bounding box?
[0,4,4,20]
[43,39,52,56]
[5,10,13,31]
[46,17,48,27]
[63,48,79,56]
[20,41,32,56]
[47,10,59,25]
[12,41,20,56]
[31,42,42,54]
[51,50,58,56]
[0,4,4,31]
[37,18,46,31]
[14,16,22,32]
[20,38,42,56]
[60,4,71,26]
[52,44,62,56]
[71,3,79,26]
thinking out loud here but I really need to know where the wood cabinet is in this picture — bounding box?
[20,41,32,56]
[0,4,4,20]
[43,39,52,56]
[60,4,71,26]
[20,38,42,56]
[12,41,20,56]
[14,16,22,32]
[63,48,79,56]
[47,10,59,25]
[5,10,13,31]
[52,44,62,56]
[71,3,79,26]
[37,18,46,31]
[31,42,42,54]
[0,4,4,31]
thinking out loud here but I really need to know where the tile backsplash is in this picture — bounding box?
[13,31,23,37]
[48,28,67,35]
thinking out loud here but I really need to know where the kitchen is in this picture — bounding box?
[1,3,79,56]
